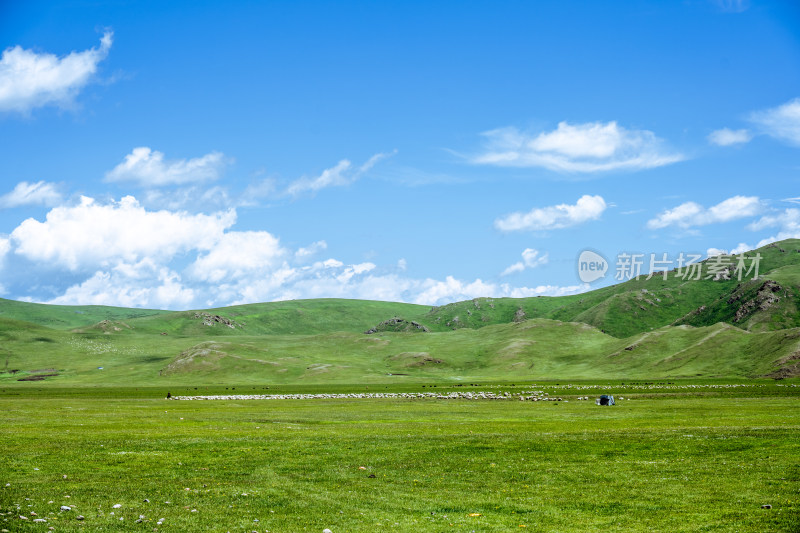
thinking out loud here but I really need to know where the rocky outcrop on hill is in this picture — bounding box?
[364,317,430,334]
[766,350,800,379]
[729,280,783,323]
[85,320,133,334]
[193,312,243,329]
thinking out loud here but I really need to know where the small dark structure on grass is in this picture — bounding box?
[596,394,615,406]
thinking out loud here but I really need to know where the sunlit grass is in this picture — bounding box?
[1,385,798,532]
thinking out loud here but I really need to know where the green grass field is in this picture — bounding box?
[2,240,800,531]
[1,383,799,532]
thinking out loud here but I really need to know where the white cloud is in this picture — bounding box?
[397,258,408,271]
[706,247,728,258]
[750,98,800,146]
[295,240,327,260]
[287,159,352,195]
[748,208,800,247]
[0,181,61,208]
[188,231,286,283]
[410,276,588,305]
[505,283,589,298]
[240,179,276,205]
[0,236,9,262]
[141,185,234,211]
[5,195,592,309]
[320,258,344,269]
[201,261,589,309]
[749,208,800,232]
[501,248,549,276]
[411,277,501,305]
[708,128,752,146]
[359,150,396,173]
[287,150,395,196]
[10,195,235,270]
[730,242,753,255]
[105,147,228,187]
[755,234,798,248]
[495,195,607,232]
[471,122,683,173]
[646,195,762,230]
[0,31,112,113]
[48,262,194,309]
[0,236,9,296]
[502,263,525,276]
[336,262,376,283]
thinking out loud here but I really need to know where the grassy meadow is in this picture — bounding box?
[1,383,799,532]
[2,240,800,531]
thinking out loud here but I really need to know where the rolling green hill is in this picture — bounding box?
[1,239,800,385]
[71,298,432,336]
[413,239,800,337]
[0,298,170,329]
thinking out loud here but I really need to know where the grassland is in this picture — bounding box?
[1,383,798,532]
[2,318,798,386]
[1,241,800,530]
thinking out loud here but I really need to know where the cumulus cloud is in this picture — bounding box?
[6,194,590,309]
[48,261,194,309]
[10,195,235,270]
[706,247,728,258]
[287,150,396,196]
[708,128,752,146]
[411,277,501,305]
[707,244,757,258]
[501,248,549,276]
[188,231,286,283]
[410,277,587,305]
[105,147,228,187]
[750,98,800,146]
[0,31,112,113]
[495,195,607,232]
[471,122,683,173]
[646,195,762,230]
[0,181,61,208]
[730,242,753,255]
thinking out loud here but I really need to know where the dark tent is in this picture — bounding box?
[596,394,615,406]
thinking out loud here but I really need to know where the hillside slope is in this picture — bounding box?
[2,317,797,384]
[402,239,800,337]
[2,240,800,384]
[72,299,432,337]
[0,298,169,330]
[11,239,800,339]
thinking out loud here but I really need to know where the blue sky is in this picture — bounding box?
[1,0,799,309]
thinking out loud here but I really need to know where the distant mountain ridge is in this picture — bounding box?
[1,239,799,383]
[4,239,796,338]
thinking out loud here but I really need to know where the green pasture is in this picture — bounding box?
[1,384,798,532]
